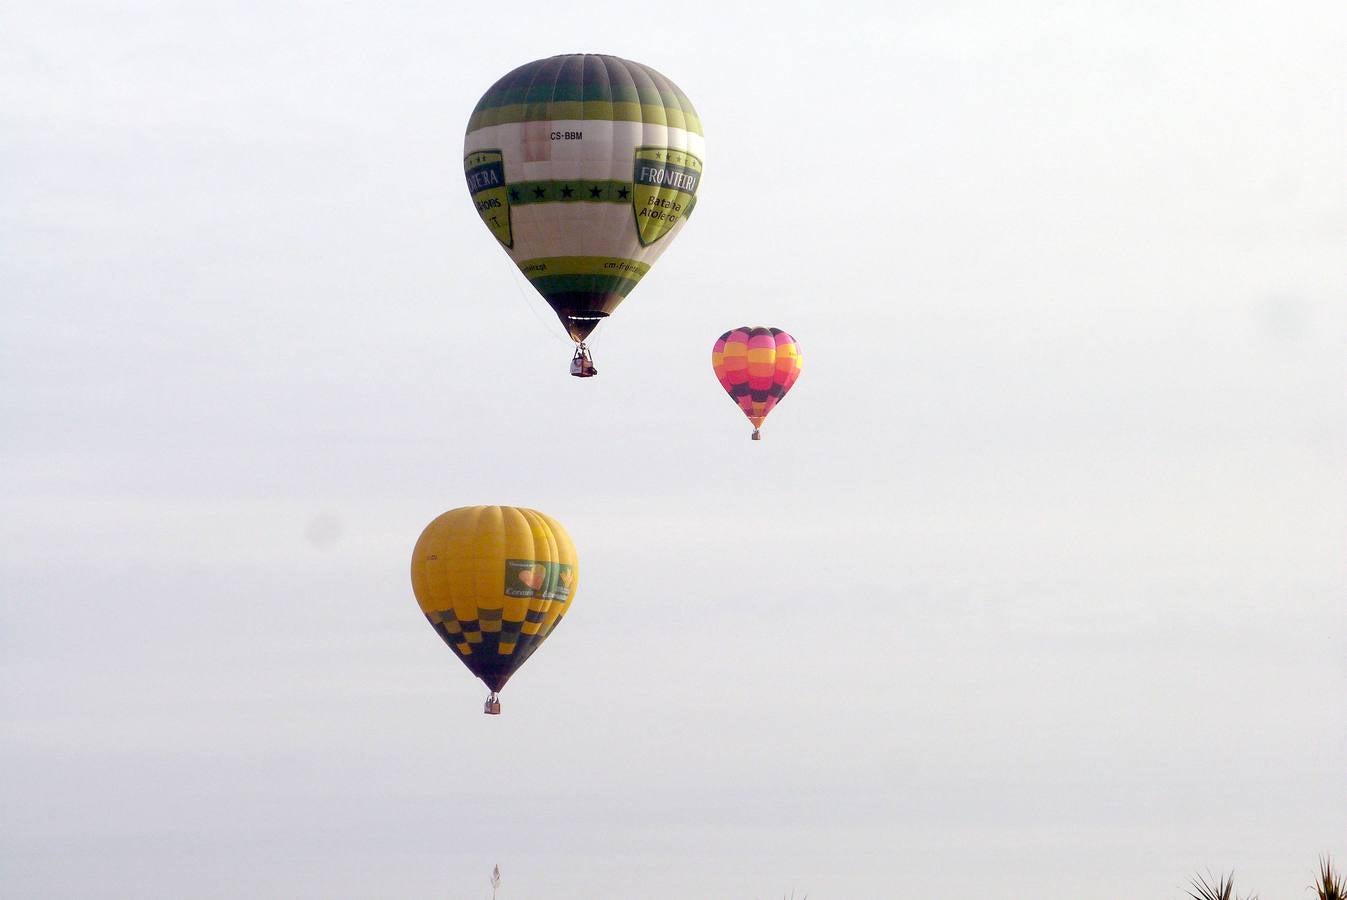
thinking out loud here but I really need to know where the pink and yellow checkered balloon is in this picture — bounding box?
[711,326,803,440]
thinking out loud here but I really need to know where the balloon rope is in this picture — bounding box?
[507,268,574,346]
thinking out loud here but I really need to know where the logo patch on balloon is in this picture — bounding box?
[633,147,702,246]
[464,150,513,248]
[504,559,573,601]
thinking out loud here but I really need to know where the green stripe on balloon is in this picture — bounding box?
[516,256,650,278]
[467,101,701,133]
[525,273,645,297]
[508,180,634,205]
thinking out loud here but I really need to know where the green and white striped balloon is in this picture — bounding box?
[463,54,705,344]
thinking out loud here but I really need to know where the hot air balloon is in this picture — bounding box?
[410,506,578,714]
[464,54,705,377]
[711,327,803,440]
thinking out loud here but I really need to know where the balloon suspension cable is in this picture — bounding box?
[569,342,598,378]
[751,428,761,441]
[483,691,501,715]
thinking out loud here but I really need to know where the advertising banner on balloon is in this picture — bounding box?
[504,558,574,602]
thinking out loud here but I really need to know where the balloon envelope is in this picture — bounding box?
[410,506,578,693]
[464,54,705,342]
[711,327,803,436]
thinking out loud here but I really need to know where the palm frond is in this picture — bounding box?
[1187,870,1257,900]
[1313,855,1347,900]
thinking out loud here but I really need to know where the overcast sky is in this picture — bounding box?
[3,1,1345,898]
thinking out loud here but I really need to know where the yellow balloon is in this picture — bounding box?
[410,506,578,711]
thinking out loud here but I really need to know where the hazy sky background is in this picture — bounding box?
[3,1,1344,897]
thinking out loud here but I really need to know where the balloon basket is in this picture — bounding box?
[751,429,761,441]
[483,692,501,715]
[569,343,597,378]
